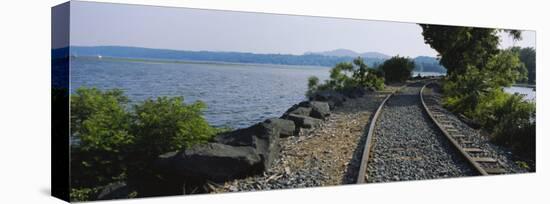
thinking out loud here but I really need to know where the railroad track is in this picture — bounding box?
[356,81,506,184]
[420,82,507,176]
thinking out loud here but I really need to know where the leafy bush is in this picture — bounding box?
[131,97,216,160]
[444,85,536,161]
[307,57,384,96]
[442,50,526,114]
[70,87,218,200]
[70,88,132,188]
[379,55,415,83]
[490,94,535,160]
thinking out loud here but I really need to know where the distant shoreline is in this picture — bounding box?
[55,46,448,73]
[72,55,333,69]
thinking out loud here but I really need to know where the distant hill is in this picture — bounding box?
[59,46,446,73]
[68,46,388,67]
[306,49,390,59]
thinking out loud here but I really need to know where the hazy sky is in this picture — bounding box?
[68,1,535,57]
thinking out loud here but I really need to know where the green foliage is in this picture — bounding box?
[485,49,526,86]
[513,47,536,84]
[441,50,526,115]
[379,55,415,83]
[306,57,384,96]
[471,90,536,161]
[307,76,320,97]
[70,88,132,188]
[70,187,101,202]
[70,87,217,200]
[421,24,535,162]
[490,94,535,159]
[131,97,216,159]
[419,24,521,77]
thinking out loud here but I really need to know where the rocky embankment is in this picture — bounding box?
[98,87,391,199]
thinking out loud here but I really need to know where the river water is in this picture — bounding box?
[71,58,331,128]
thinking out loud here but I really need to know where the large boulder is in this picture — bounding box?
[309,101,330,120]
[97,182,131,200]
[283,101,330,120]
[289,106,312,116]
[308,90,345,110]
[285,114,322,129]
[157,143,262,182]
[213,122,281,170]
[282,105,312,118]
[263,118,296,137]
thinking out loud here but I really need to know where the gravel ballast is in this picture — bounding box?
[366,83,477,183]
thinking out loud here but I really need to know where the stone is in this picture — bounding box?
[285,114,322,129]
[284,106,312,117]
[158,143,262,182]
[97,182,131,200]
[214,122,281,170]
[309,101,330,120]
[308,90,345,110]
[263,118,296,137]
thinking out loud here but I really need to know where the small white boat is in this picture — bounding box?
[97,55,102,59]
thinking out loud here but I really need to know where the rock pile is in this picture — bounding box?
[155,100,335,185]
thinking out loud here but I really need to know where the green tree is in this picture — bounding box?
[419,25,520,77]
[442,49,526,114]
[517,47,536,84]
[379,55,415,83]
[352,57,369,86]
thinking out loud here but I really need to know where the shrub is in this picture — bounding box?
[306,57,384,96]
[70,87,218,200]
[490,93,535,160]
[444,85,536,162]
[131,97,216,160]
[70,88,132,188]
[379,55,415,83]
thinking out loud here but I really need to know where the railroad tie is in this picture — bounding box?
[451,134,466,139]
[484,168,507,174]
[463,148,484,153]
[446,128,459,133]
[459,140,475,147]
[472,157,497,163]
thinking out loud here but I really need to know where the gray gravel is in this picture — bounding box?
[366,83,477,183]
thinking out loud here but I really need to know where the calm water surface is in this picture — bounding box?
[504,86,536,102]
[71,58,330,128]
